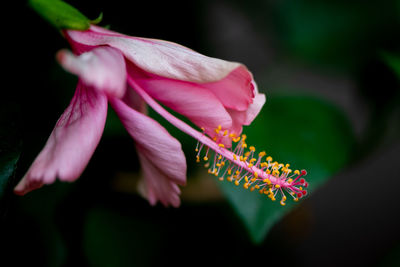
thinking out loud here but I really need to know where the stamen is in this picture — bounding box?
[194,125,309,205]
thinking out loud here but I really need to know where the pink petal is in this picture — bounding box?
[137,153,182,207]
[109,94,186,207]
[227,88,266,134]
[14,83,108,195]
[56,46,126,98]
[66,25,242,84]
[203,65,255,111]
[127,63,233,138]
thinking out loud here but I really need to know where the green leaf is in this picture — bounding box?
[218,94,356,243]
[382,52,400,79]
[0,103,21,198]
[29,0,92,30]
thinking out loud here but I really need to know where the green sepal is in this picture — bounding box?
[29,0,98,30]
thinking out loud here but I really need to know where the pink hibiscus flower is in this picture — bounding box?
[14,25,267,207]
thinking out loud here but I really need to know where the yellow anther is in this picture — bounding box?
[242,143,248,148]
[216,163,222,167]
[233,154,237,160]
[266,169,271,174]
[248,163,253,168]
[271,197,276,201]
[234,180,240,186]
[280,200,286,206]
[272,170,280,176]
[250,187,255,192]
[294,197,299,202]
[233,137,241,142]
[250,158,257,163]
[299,186,303,190]
[212,136,217,141]
[275,184,280,189]
[243,183,249,189]
[223,130,228,136]
[241,134,247,140]
[229,133,236,138]
[259,189,264,194]
[218,155,222,160]
[263,178,271,185]
[239,156,244,161]
[227,169,232,175]
[258,151,266,157]
[227,176,233,182]
[195,148,198,152]
[244,176,249,182]
[285,164,290,168]
[287,178,293,183]
[221,161,225,166]
[260,162,268,168]
[254,172,258,178]
[219,177,224,181]
[244,151,251,157]
[243,157,248,161]
[266,156,272,162]
[235,170,240,175]
[251,178,257,183]
[250,146,255,152]
[203,156,208,161]
[196,156,200,163]
[294,170,300,175]
[201,127,205,131]
[255,185,260,189]
[218,144,225,148]
[218,125,222,130]
[282,196,287,201]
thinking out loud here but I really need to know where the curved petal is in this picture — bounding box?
[66,25,242,84]
[227,91,266,134]
[137,153,182,207]
[202,65,255,111]
[109,95,186,207]
[127,63,233,138]
[15,83,108,195]
[57,46,126,98]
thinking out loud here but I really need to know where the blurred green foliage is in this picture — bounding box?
[0,103,21,198]
[382,52,400,79]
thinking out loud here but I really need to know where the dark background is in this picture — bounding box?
[2,0,400,266]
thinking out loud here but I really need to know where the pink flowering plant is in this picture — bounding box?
[14,0,310,209]
[3,0,396,263]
